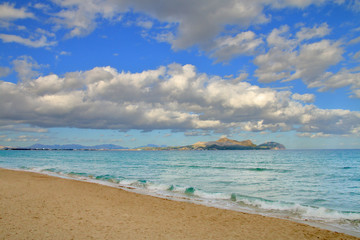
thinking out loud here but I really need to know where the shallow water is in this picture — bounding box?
[0,149,359,235]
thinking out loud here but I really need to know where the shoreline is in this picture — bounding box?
[1,168,359,239]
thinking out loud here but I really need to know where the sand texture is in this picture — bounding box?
[0,168,358,240]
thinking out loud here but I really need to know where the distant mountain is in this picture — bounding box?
[28,143,127,150]
[192,137,257,150]
[132,137,286,151]
[13,138,285,151]
[91,144,128,150]
[257,142,286,150]
[137,144,168,148]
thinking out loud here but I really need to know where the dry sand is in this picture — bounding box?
[0,168,358,240]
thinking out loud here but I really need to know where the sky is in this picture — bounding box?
[0,0,359,149]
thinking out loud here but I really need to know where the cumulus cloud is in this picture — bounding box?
[3,135,40,143]
[353,50,360,60]
[254,24,360,97]
[255,24,339,83]
[297,132,332,138]
[2,0,341,62]
[295,23,331,41]
[210,31,263,62]
[0,2,34,27]
[0,66,10,78]
[348,36,360,45]
[0,63,359,135]
[47,0,331,50]
[51,0,126,38]
[184,130,212,136]
[0,34,56,48]
[126,0,332,50]
[0,3,57,48]
[12,55,42,82]
[0,124,48,133]
[292,93,315,103]
[309,69,360,98]
[287,40,343,82]
[136,18,153,29]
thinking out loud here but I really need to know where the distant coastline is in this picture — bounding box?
[0,137,285,151]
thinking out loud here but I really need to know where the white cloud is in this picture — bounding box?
[136,19,153,29]
[0,66,10,78]
[32,3,51,11]
[36,28,56,38]
[154,31,174,43]
[295,23,331,41]
[309,69,360,98]
[0,63,359,135]
[292,93,315,103]
[266,25,295,49]
[53,8,97,38]
[287,40,343,83]
[254,48,295,83]
[297,132,332,138]
[255,25,343,83]
[253,24,360,97]
[0,124,48,133]
[3,135,40,143]
[349,36,360,45]
[60,51,71,56]
[269,0,328,8]
[12,55,42,82]
[353,50,360,60]
[210,31,263,62]
[47,0,330,50]
[0,2,34,21]
[51,0,125,38]
[0,34,56,48]
[184,130,211,136]
[122,0,269,50]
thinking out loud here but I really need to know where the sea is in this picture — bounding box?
[0,149,359,236]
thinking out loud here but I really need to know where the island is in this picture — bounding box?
[137,137,285,151]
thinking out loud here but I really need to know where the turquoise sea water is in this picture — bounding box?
[0,149,359,235]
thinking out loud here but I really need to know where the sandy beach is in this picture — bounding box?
[0,168,358,240]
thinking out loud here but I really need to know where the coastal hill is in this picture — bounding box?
[190,137,285,150]
[138,137,285,150]
[192,137,257,150]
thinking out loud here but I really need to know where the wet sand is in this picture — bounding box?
[0,168,358,240]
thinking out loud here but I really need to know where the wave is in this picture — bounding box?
[242,167,292,173]
[15,167,360,234]
[170,164,292,173]
[236,195,360,221]
[115,177,360,226]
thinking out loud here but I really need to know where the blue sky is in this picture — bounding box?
[0,0,359,149]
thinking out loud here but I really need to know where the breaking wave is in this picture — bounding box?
[30,167,359,234]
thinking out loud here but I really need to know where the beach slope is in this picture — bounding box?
[0,168,358,240]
